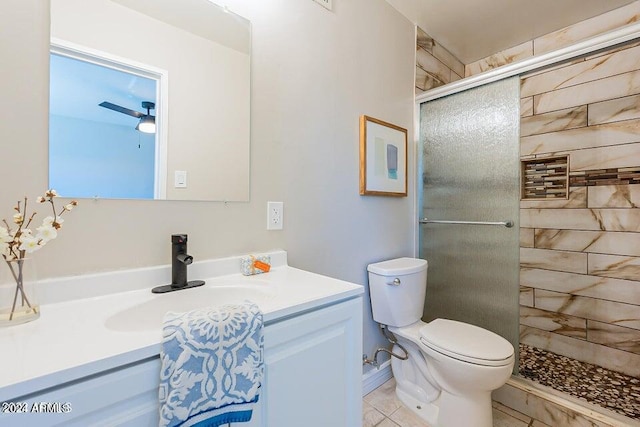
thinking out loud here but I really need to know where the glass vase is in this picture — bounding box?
[0,258,40,326]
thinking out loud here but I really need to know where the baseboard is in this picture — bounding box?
[362,360,392,396]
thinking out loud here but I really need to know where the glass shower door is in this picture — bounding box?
[418,77,521,366]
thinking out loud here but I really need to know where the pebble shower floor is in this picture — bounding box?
[519,344,640,420]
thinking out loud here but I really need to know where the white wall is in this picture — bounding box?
[0,0,415,371]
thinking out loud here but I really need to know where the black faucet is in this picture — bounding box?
[172,234,192,287]
[152,234,205,294]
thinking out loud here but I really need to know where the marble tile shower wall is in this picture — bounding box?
[415,27,464,94]
[465,1,640,77]
[518,41,640,378]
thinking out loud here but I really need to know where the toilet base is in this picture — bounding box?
[438,389,492,427]
[396,387,439,426]
[396,385,493,427]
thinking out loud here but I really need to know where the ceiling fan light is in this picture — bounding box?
[136,115,156,133]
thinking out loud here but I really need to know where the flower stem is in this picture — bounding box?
[49,198,57,222]
[6,259,36,320]
[7,261,19,321]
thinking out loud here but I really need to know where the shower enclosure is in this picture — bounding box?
[418,46,640,421]
[418,77,521,366]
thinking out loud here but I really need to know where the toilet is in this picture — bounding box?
[367,257,514,427]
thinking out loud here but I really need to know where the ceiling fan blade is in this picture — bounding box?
[99,101,144,118]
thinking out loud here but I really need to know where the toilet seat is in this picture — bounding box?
[419,319,514,367]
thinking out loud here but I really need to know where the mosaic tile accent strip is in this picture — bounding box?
[519,343,640,420]
[570,167,640,187]
[522,156,568,199]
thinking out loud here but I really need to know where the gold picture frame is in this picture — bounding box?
[359,115,408,197]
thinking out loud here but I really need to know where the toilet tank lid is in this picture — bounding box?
[367,257,428,276]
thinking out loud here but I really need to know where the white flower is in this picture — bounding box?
[17,229,32,242]
[2,191,77,260]
[18,235,41,253]
[42,216,64,228]
[13,213,23,225]
[0,227,11,243]
[0,229,9,257]
[36,224,57,243]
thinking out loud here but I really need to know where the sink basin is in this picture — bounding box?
[105,282,276,332]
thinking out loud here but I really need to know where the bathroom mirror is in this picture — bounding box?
[49,0,251,201]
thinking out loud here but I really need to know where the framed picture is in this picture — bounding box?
[359,115,408,197]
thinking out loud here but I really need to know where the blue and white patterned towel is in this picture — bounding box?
[159,301,264,427]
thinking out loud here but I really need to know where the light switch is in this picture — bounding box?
[174,170,187,188]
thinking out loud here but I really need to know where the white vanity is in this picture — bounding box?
[0,251,364,426]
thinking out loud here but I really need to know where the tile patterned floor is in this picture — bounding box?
[363,378,550,427]
[519,344,640,420]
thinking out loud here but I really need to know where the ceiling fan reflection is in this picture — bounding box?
[98,101,156,134]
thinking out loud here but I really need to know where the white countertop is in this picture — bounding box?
[0,252,363,401]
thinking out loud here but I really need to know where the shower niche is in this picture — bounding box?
[520,156,569,200]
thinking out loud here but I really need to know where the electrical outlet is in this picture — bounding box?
[267,201,283,230]
[312,0,332,11]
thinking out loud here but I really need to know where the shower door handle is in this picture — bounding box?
[419,218,514,228]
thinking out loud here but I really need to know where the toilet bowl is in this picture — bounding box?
[367,258,514,427]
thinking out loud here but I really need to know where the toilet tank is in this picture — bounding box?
[367,257,428,327]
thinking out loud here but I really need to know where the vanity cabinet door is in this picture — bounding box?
[241,297,363,427]
[0,356,161,427]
